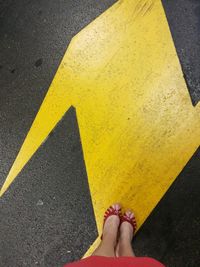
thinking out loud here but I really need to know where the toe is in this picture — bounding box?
[125,210,134,219]
[112,203,121,211]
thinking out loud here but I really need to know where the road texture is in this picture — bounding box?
[0,1,199,266]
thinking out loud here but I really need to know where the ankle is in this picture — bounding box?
[117,237,135,257]
[101,238,116,249]
[119,234,132,245]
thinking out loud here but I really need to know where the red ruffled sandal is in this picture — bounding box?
[121,211,137,234]
[101,205,122,239]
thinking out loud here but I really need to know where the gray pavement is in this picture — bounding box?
[0,1,200,266]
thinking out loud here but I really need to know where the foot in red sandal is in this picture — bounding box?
[101,203,122,242]
[120,210,137,242]
[115,210,137,257]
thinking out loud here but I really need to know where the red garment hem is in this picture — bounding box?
[64,256,165,267]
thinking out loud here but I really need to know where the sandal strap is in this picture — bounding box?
[104,206,122,223]
[121,214,137,233]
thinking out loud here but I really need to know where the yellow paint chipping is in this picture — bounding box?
[1,0,200,256]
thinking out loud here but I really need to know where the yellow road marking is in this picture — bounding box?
[1,0,200,256]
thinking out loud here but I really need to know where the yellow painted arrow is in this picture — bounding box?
[1,0,200,256]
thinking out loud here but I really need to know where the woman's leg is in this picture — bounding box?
[116,211,135,257]
[92,204,120,257]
